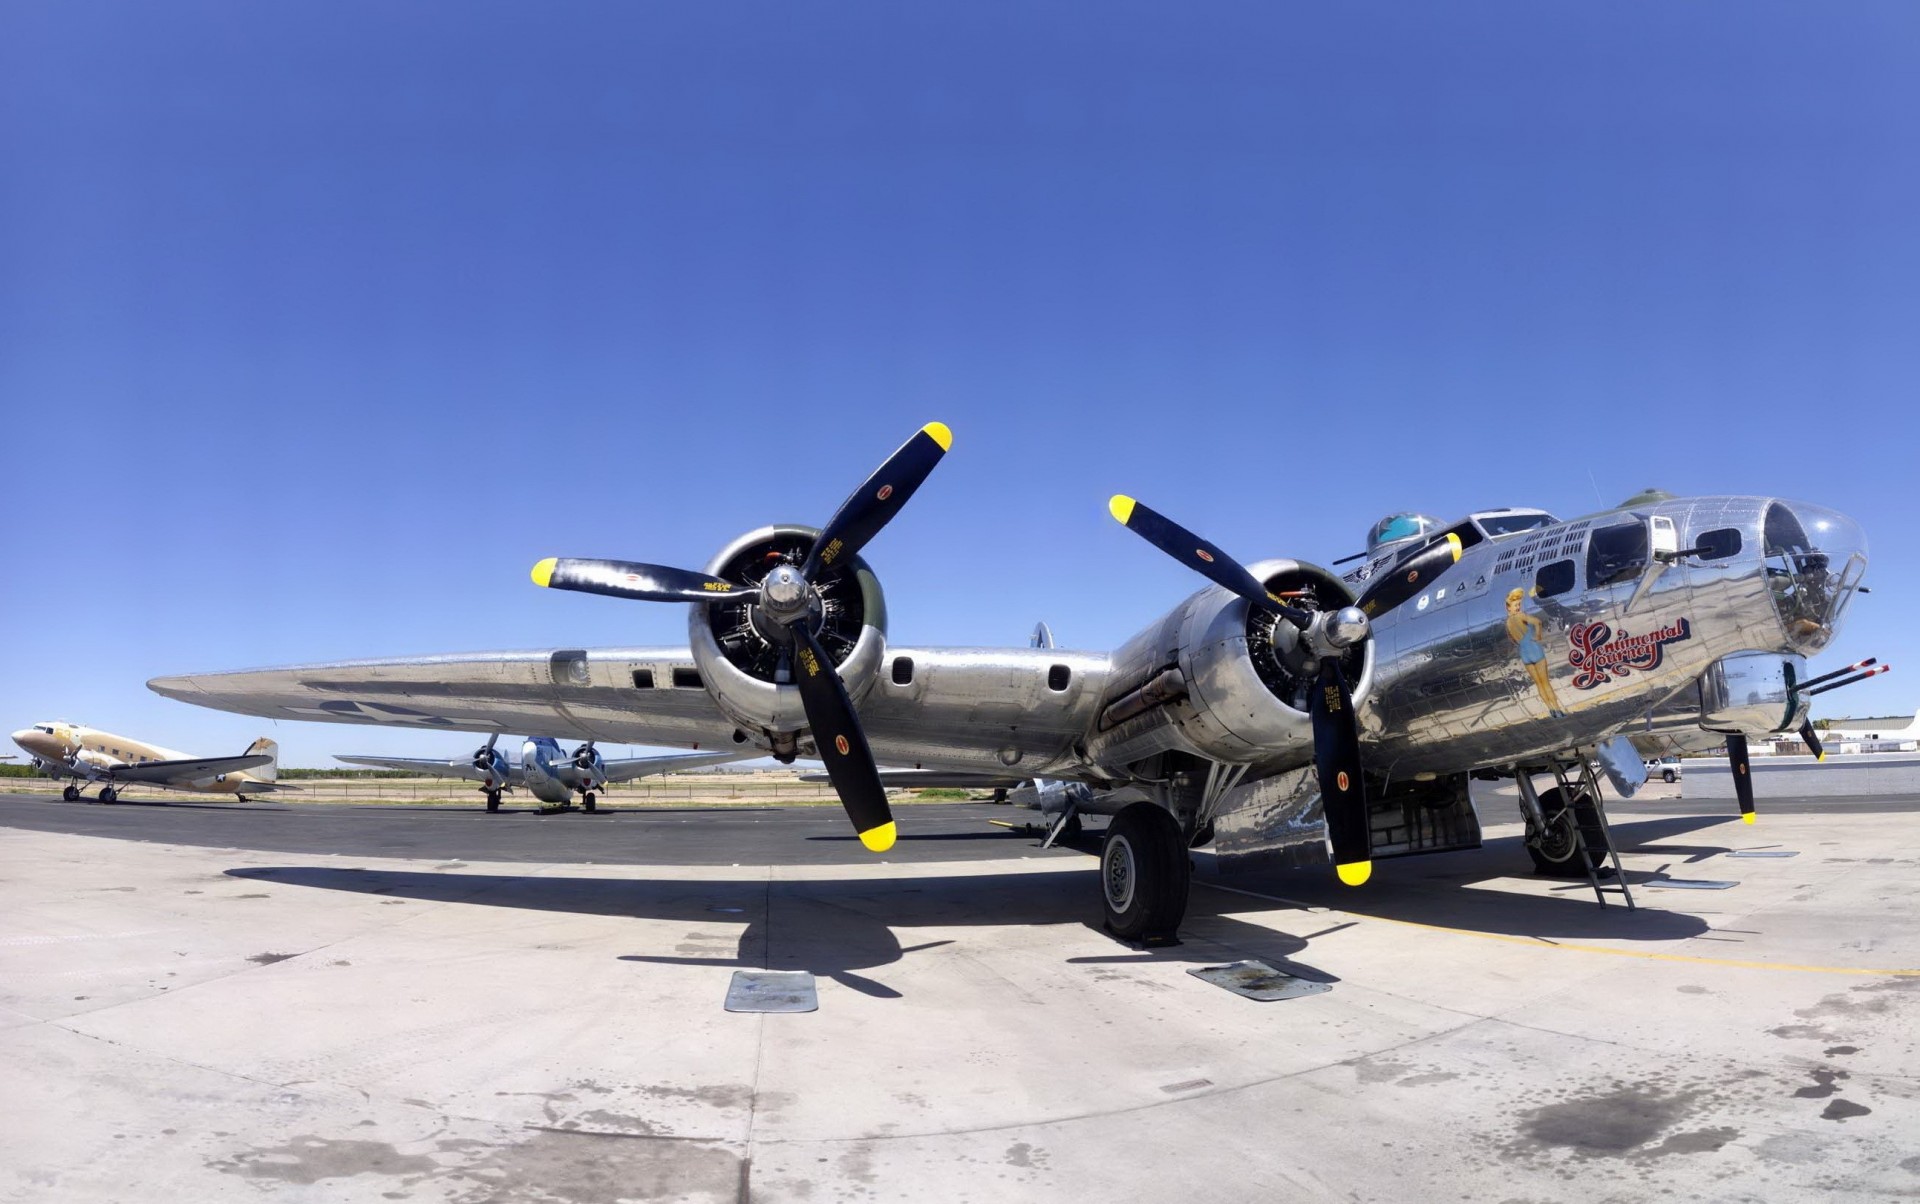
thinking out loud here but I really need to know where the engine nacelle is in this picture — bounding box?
[1086,558,1374,770]
[569,743,606,785]
[472,744,510,787]
[687,525,888,750]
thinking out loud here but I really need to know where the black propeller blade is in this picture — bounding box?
[1310,657,1372,884]
[532,421,952,853]
[1108,495,1373,886]
[1355,533,1464,618]
[799,423,952,580]
[533,558,755,604]
[1799,720,1825,761]
[792,625,895,851]
[1107,495,1313,625]
[1728,733,1756,825]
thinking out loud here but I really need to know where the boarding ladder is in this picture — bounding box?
[1547,755,1634,909]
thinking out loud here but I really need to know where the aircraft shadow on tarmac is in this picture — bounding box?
[227,815,1724,998]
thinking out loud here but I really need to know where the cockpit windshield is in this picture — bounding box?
[1474,511,1558,538]
[1764,501,1868,654]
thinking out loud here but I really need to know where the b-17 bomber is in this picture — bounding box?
[149,423,1875,940]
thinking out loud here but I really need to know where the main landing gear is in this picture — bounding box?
[580,791,598,813]
[62,785,80,802]
[98,787,118,804]
[485,789,502,813]
[1099,803,1190,942]
[1514,756,1633,908]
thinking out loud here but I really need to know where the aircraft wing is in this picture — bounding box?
[600,751,751,784]
[149,644,1112,778]
[113,753,272,785]
[335,755,497,783]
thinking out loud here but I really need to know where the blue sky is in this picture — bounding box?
[3,2,1916,766]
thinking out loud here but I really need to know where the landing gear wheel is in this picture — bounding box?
[1100,803,1189,942]
[99,787,118,804]
[1527,786,1606,876]
[62,785,79,802]
[581,792,597,813]
[485,789,502,812]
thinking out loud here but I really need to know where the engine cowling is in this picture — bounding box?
[472,744,509,787]
[1087,558,1374,769]
[687,525,888,747]
[569,743,605,784]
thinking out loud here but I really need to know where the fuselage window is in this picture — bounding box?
[1695,527,1742,560]
[1535,559,1576,598]
[891,656,915,685]
[1586,522,1650,588]
[1047,664,1072,691]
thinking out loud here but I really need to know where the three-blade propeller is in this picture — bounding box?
[1108,497,1454,886]
[531,422,953,852]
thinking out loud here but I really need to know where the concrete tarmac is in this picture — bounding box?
[3,790,1918,1202]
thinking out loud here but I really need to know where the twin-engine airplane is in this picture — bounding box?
[149,422,1871,940]
[10,722,291,803]
[336,735,743,811]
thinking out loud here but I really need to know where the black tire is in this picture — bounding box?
[1662,770,1677,784]
[1100,804,1189,941]
[62,785,79,802]
[99,787,118,804]
[485,790,502,812]
[582,792,597,813]
[1526,786,1606,875]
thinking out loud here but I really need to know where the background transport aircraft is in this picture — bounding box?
[337,735,744,811]
[10,721,291,803]
[150,422,1873,940]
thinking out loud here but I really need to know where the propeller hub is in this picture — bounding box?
[760,563,811,616]
[1323,607,1371,650]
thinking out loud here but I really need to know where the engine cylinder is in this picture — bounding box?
[687,525,888,741]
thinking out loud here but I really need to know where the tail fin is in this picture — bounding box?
[245,738,279,782]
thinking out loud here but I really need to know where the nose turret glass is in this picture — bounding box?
[1763,501,1867,654]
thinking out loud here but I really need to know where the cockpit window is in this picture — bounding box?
[1476,512,1558,538]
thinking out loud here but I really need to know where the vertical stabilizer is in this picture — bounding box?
[245,738,279,781]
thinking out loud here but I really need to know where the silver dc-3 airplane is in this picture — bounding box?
[336,735,743,811]
[10,722,291,803]
[149,422,1874,940]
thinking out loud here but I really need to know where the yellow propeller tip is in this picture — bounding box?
[1109,494,1137,524]
[531,557,558,588]
[921,421,953,451]
[1741,812,1756,825]
[1817,752,1827,763]
[1336,860,1372,886]
[858,821,898,853]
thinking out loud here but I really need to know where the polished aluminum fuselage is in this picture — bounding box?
[149,495,1867,865]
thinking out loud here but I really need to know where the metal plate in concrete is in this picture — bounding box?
[1187,960,1332,1002]
[1645,878,1739,890]
[726,969,818,1013]
[1726,850,1800,858]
